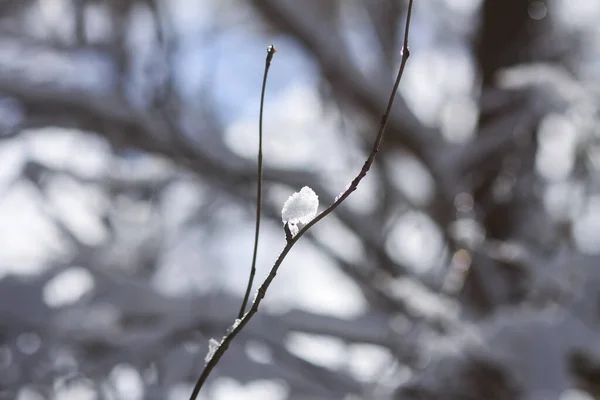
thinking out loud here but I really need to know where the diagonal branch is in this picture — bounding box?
[251,0,436,163]
[188,1,414,397]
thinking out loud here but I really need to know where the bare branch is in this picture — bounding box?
[238,44,277,319]
[188,1,414,397]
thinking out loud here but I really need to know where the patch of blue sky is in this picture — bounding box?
[174,30,320,124]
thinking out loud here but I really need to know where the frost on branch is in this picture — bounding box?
[205,338,220,364]
[282,186,318,225]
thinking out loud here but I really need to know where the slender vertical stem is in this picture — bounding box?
[238,44,276,319]
[189,1,413,397]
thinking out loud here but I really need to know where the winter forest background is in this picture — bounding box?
[1,0,600,399]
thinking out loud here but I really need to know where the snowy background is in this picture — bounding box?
[1,0,600,399]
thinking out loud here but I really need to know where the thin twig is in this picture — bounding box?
[189,1,413,397]
[238,44,277,319]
